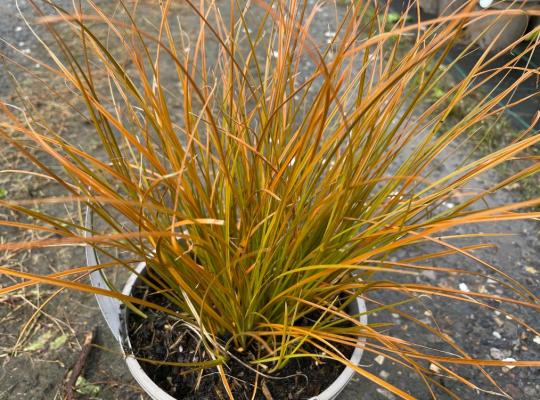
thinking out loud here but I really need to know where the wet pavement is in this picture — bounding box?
[0,1,539,399]
[387,0,540,131]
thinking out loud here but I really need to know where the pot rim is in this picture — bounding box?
[118,262,367,400]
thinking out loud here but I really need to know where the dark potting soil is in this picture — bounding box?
[126,274,354,400]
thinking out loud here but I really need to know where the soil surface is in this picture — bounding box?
[0,1,539,400]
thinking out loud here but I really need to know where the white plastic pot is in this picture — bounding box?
[86,233,367,399]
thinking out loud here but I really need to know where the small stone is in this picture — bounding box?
[492,331,502,339]
[421,270,437,280]
[524,386,537,397]
[324,31,336,38]
[379,370,390,379]
[494,317,504,327]
[490,348,511,360]
[533,336,540,345]
[374,355,385,365]
[525,266,538,274]
[458,283,470,292]
[429,363,442,373]
[391,313,400,319]
[15,26,22,32]
[376,388,396,400]
[502,357,517,372]
[424,310,433,317]
[503,383,523,398]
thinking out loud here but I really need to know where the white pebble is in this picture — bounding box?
[379,370,390,379]
[525,266,538,274]
[15,26,22,32]
[490,347,508,360]
[374,355,385,365]
[421,270,437,280]
[492,331,502,339]
[458,283,470,292]
[429,363,442,373]
[376,388,396,400]
[533,336,540,345]
[502,357,517,370]
[324,31,336,38]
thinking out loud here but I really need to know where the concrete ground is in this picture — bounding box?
[0,1,539,399]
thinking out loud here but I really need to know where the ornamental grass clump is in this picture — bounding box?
[0,0,539,398]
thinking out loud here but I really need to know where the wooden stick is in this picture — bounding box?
[65,327,97,400]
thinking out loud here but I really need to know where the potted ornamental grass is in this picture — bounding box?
[0,0,539,398]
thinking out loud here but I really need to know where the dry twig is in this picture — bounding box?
[65,327,96,400]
